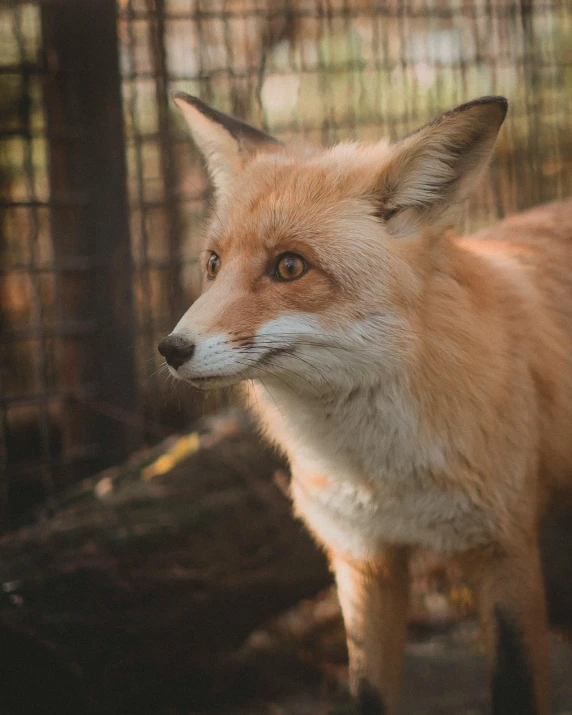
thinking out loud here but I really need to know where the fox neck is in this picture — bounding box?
[250,365,441,484]
[248,318,427,479]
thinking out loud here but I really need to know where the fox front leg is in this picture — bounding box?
[331,547,410,715]
[466,540,550,715]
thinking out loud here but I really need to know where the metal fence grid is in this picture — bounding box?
[1,0,571,528]
[2,4,58,524]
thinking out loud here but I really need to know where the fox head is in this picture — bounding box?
[159,94,507,394]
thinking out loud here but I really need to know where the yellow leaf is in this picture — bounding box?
[142,432,201,480]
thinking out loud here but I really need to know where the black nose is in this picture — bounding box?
[157,334,195,369]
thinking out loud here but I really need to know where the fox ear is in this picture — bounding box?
[375,96,508,237]
[172,92,280,198]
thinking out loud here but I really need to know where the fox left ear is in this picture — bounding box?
[172,92,280,199]
[375,96,508,237]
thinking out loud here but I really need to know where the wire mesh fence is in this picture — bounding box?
[1,0,571,528]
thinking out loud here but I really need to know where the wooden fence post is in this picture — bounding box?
[41,0,141,471]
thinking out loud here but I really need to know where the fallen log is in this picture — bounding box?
[0,410,331,714]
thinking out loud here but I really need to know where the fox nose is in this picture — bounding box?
[157,334,195,369]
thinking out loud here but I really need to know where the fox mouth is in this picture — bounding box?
[183,347,292,389]
[186,370,251,389]
[189,375,224,385]
[188,374,243,389]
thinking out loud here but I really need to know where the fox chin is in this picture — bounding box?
[158,92,572,715]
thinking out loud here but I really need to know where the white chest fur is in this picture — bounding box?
[251,379,497,559]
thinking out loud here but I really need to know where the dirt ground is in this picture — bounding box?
[220,587,572,715]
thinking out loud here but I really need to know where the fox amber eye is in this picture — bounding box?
[206,252,221,279]
[275,253,307,281]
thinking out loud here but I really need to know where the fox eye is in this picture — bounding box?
[275,253,308,281]
[206,252,221,280]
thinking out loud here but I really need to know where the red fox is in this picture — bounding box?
[159,92,572,715]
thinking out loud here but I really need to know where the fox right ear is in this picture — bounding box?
[374,96,508,237]
[172,93,280,199]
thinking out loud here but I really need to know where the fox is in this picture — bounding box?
[158,92,572,715]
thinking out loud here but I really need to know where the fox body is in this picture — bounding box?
[160,93,572,714]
